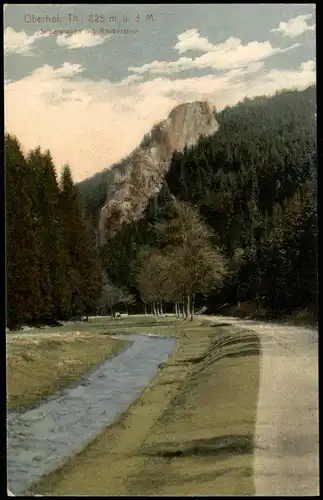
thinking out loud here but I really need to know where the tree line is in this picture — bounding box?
[6,134,102,330]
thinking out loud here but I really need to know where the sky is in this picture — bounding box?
[4,3,316,182]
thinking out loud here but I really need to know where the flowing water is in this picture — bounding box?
[7,333,176,495]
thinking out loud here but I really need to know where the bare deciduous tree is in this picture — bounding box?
[120,288,136,315]
[135,200,228,320]
[97,275,123,316]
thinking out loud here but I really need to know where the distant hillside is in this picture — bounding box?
[76,166,113,227]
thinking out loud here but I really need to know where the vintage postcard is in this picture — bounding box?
[5,3,318,497]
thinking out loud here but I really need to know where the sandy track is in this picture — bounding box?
[203,315,319,496]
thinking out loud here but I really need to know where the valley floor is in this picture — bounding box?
[7,330,128,411]
[28,316,319,496]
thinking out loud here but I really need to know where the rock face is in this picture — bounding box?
[99,101,219,243]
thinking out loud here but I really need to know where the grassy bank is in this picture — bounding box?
[28,316,261,496]
[7,331,128,411]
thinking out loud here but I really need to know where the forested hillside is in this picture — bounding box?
[77,167,114,229]
[6,135,102,330]
[97,86,317,319]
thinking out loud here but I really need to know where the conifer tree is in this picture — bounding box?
[59,165,102,317]
[26,148,55,321]
[6,134,38,328]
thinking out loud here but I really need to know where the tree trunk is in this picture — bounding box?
[125,303,128,315]
[190,294,196,321]
[175,302,178,318]
[185,294,190,320]
[153,301,157,316]
[180,298,185,319]
[160,302,164,317]
[144,303,147,315]
[256,293,260,313]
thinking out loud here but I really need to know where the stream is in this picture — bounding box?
[7,333,176,495]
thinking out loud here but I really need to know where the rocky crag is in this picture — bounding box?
[99,101,219,244]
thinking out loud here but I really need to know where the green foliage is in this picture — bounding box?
[6,134,37,328]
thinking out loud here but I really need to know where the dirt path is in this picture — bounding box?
[202,315,319,496]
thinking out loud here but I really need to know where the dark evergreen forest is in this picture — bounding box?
[5,135,102,330]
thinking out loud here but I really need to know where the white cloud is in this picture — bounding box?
[4,25,110,56]
[4,63,169,182]
[136,59,315,104]
[56,31,111,49]
[192,38,299,71]
[174,28,214,54]
[116,74,144,86]
[5,56,315,182]
[300,60,316,72]
[249,59,316,95]
[32,62,84,81]
[4,27,49,55]
[129,31,300,75]
[271,14,315,38]
[129,57,195,75]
